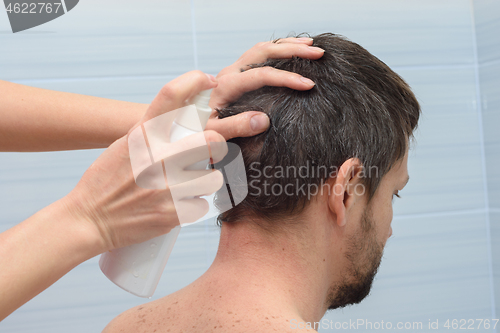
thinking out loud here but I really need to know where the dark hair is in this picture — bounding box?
[216,33,420,227]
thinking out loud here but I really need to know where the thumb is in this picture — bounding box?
[206,111,270,140]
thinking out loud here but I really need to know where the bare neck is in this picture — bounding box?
[102,213,339,333]
[195,217,334,325]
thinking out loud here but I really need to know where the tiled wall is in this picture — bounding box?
[475,0,500,324]
[0,1,498,332]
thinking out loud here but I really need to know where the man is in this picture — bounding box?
[103,33,420,333]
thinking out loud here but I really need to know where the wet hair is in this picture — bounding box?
[216,33,420,227]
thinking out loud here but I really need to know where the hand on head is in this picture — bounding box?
[64,37,324,253]
[0,37,325,322]
[206,37,323,140]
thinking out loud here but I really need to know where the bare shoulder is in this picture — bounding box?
[102,303,155,333]
[102,299,317,333]
[101,287,317,333]
[102,304,139,333]
[102,294,180,333]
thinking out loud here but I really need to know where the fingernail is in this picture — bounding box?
[308,46,325,53]
[205,73,217,82]
[300,77,315,86]
[298,37,313,41]
[250,114,270,132]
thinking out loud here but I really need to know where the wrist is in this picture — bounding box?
[0,196,108,318]
[55,195,109,259]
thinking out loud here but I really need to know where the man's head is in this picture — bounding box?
[215,33,419,309]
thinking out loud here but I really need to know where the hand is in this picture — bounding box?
[0,71,226,321]
[63,71,224,252]
[206,37,325,140]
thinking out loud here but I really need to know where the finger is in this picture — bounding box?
[165,148,227,186]
[160,131,211,168]
[274,37,314,45]
[170,169,224,199]
[218,41,324,77]
[206,111,270,140]
[210,67,315,109]
[174,197,210,225]
[161,130,226,168]
[163,134,228,185]
[204,130,228,164]
[166,167,213,187]
[142,71,217,123]
[246,43,324,64]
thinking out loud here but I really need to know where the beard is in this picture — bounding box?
[326,207,385,310]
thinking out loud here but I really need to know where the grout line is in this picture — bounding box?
[480,58,500,67]
[173,208,490,227]
[11,74,180,85]
[0,208,494,234]
[9,63,476,85]
[393,208,487,220]
[392,63,475,72]
[469,0,496,325]
[189,0,210,268]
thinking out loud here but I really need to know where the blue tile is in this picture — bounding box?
[490,211,500,321]
[11,75,179,104]
[320,211,494,332]
[1,1,498,332]
[0,150,103,229]
[0,0,195,80]
[479,62,500,209]
[0,75,180,230]
[195,0,474,74]
[474,0,500,64]
[391,67,485,215]
[0,73,219,332]
[0,223,216,333]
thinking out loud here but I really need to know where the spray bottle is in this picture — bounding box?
[99,89,213,298]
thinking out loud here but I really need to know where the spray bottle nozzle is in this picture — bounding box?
[191,89,212,109]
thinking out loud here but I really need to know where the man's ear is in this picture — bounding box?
[328,158,365,227]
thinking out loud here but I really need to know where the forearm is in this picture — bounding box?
[0,80,148,152]
[0,198,105,321]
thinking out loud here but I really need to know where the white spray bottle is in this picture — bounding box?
[99,89,213,298]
